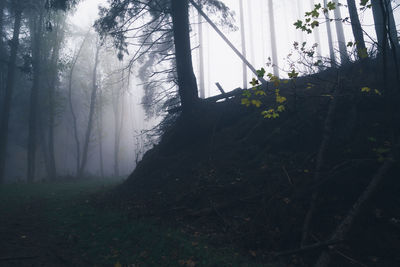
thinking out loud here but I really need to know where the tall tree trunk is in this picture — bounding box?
[47,14,65,180]
[0,0,5,99]
[0,7,22,184]
[268,0,279,77]
[112,76,122,177]
[96,87,104,178]
[384,0,399,51]
[371,0,389,53]
[239,0,247,88]
[171,0,199,112]
[333,0,348,64]
[323,0,337,66]
[246,1,255,66]
[68,34,87,175]
[38,110,51,179]
[197,2,205,99]
[27,11,44,183]
[346,0,367,58]
[78,42,100,177]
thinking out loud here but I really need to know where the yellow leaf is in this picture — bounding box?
[276,95,287,103]
[114,262,122,267]
[241,98,250,107]
[251,99,262,108]
[374,89,382,95]
[361,87,371,93]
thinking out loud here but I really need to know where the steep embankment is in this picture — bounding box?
[119,61,400,266]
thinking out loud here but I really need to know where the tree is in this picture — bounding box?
[197,1,205,99]
[239,0,248,88]
[27,6,44,182]
[332,0,348,64]
[78,41,100,177]
[346,0,367,58]
[96,85,104,178]
[371,0,399,53]
[0,0,6,91]
[0,3,22,183]
[171,0,199,111]
[323,0,337,66]
[97,0,235,113]
[46,12,66,179]
[67,34,88,176]
[311,0,323,58]
[268,0,279,77]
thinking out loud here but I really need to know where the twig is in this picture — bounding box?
[282,165,294,185]
[215,82,226,94]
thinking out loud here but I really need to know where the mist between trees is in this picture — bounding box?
[0,0,399,182]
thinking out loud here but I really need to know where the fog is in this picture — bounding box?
[1,0,399,181]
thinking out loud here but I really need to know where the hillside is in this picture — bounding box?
[113,59,400,266]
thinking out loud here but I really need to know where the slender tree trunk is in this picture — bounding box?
[333,0,348,64]
[96,87,104,178]
[27,11,44,183]
[112,82,121,177]
[0,7,22,184]
[239,0,247,88]
[47,15,64,180]
[323,0,337,66]
[311,0,323,57]
[0,0,5,98]
[384,0,399,51]
[78,43,100,177]
[246,1,255,66]
[346,0,367,58]
[197,2,205,98]
[171,0,199,112]
[268,0,279,77]
[68,35,87,175]
[371,0,389,53]
[38,110,51,179]
[0,0,4,48]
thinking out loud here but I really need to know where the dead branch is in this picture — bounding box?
[167,88,243,114]
[314,158,394,267]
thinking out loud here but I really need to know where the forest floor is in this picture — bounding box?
[0,179,263,266]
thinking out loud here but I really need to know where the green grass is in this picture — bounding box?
[0,179,268,266]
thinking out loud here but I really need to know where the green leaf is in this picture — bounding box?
[327,1,336,10]
[256,68,266,78]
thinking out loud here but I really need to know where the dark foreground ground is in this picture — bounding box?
[0,179,265,266]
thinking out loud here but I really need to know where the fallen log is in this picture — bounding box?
[168,87,243,114]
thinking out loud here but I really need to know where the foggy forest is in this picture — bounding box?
[0,0,400,266]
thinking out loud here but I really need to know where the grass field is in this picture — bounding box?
[0,179,266,266]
